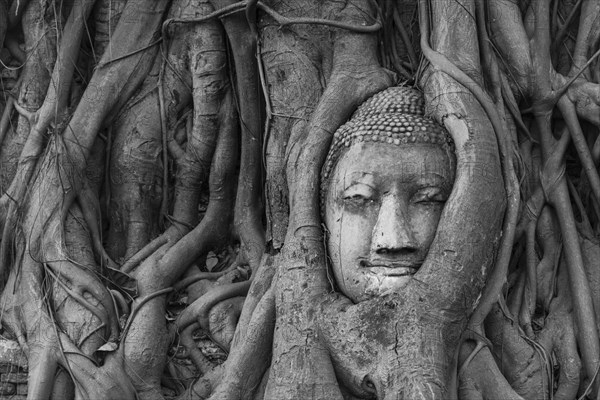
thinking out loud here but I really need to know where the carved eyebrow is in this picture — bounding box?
[413,174,454,193]
[342,181,377,193]
[339,171,376,190]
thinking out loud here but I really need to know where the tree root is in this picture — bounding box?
[172,271,228,293]
[168,0,382,34]
[537,268,581,400]
[172,281,250,340]
[419,0,519,336]
[0,0,97,267]
[265,0,393,396]
[121,236,169,274]
[0,0,596,399]
[78,183,121,272]
[558,97,600,205]
[485,303,548,398]
[171,4,228,228]
[212,0,266,271]
[516,132,570,238]
[13,250,135,400]
[535,207,561,311]
[536,112,600,393]
[229,254,275,348]
[122,79,238,394]
[458,344,525,400]
[180,324,216,376]
[0,0,6,49]
[208,285,275,400]
[45,258,119,343]
[205,296,244,351]
[0,81,17,149]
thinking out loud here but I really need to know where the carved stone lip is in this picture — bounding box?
[359,259,421,276]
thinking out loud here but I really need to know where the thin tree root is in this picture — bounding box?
[520,218,538,337]
[45,257,120,342]
[168,0,381,34]
[78,183,121,271]
[230,253,275,348]
[45,265,113,340]
[558,97,600,206]
[458,345,525,400]
[537,265,582,400]
[172,280,251,335]
[121,287,174,340]
[0,81,18,148]
[536,112,600,395]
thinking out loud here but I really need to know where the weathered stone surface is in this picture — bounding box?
[2,372,27,384]
[16,383,27,395]
[0,382,15,395]
[0,340,27,370]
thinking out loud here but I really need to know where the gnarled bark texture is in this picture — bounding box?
[0,0,599,399]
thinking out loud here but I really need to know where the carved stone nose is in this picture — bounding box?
[371,195,418,254]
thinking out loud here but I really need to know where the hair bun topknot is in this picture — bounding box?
[321,85,455,191]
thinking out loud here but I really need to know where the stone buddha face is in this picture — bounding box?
[322,87,455,303]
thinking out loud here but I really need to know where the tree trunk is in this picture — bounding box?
[0,0,599,399]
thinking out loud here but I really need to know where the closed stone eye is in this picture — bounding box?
[412,187,446,203]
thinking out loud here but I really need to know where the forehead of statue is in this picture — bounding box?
[328,142,453,190]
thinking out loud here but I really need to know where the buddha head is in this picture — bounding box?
[321,86,456,303]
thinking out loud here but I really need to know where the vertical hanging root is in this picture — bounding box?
[230,253,275,346]
[171,1,228,227]
[535,113,600,393]
[77,183,125,281]
[520,219,538,337]
[0,0,97,285]
[537,269,581,400]
[216,2,266,271]
[121,85,239,394]
[135,87,239,286]
[558,98,600,205]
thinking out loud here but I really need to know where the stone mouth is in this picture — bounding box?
[359,259,421,276]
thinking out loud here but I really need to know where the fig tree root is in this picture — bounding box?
[0,0,599,399]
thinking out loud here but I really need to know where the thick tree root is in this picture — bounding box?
[485,304,548,398]
[123,83,238,395]
[0,0,598,398]
[264,0,393,396]
[211,0,266,271]
[458,345,525,400]
[207,285,275,400]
